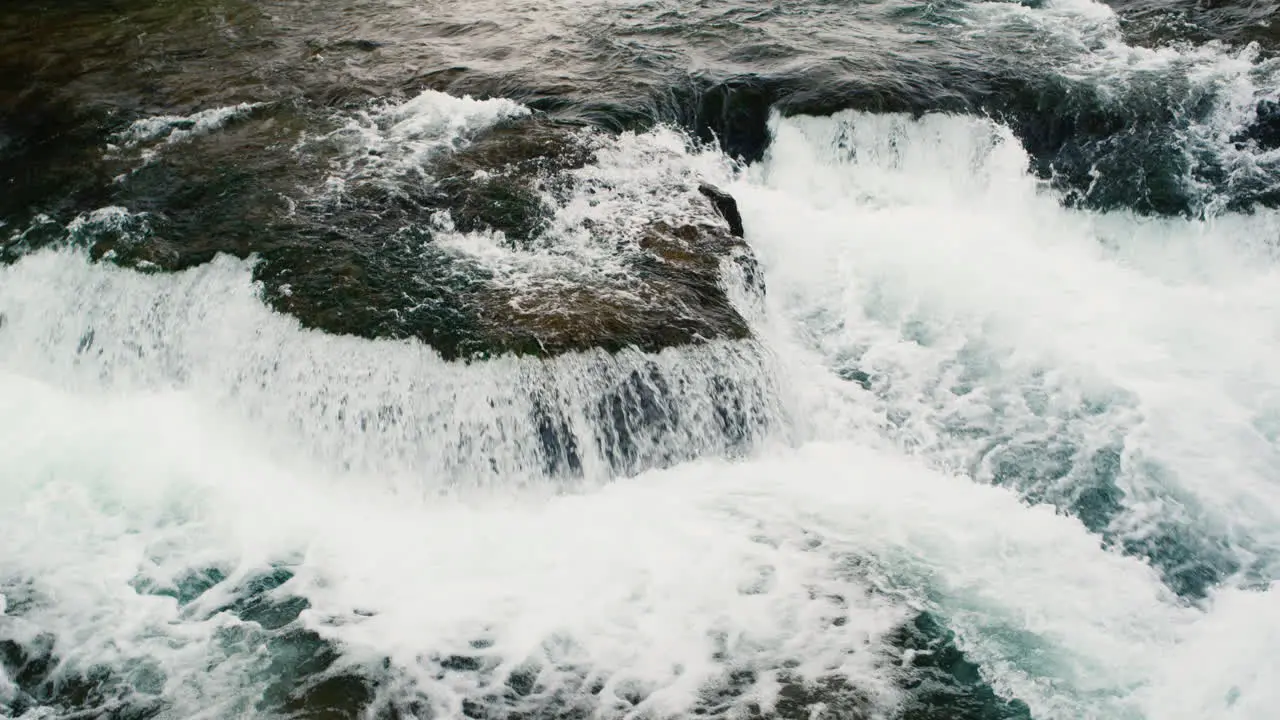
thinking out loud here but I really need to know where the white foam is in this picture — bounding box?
[1140,584,1280,719]
[109,103,264,166]
[432,126,744,302]
[119,103,263,145]
[0,361,893,717]
[733,110,1280,585]
[64,206,142,234]
[702,442,1195,719]
[0,354,1204,718]
[0,250,785,490]
[310,89,529,192]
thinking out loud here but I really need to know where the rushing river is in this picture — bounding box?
[1,0,1279,718]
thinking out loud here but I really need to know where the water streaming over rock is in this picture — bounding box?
[2,0,1280,718]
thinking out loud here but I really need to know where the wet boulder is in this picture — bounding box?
[257,113,762,360]
[3,94,761,362]
[475,212,755,358]
[425,115,597,247]
[699,182,745,238]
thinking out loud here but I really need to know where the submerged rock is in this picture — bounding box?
[425,115,596,246]
[2,104,761,362]
[472,209,755,358]
[266,112,760,360]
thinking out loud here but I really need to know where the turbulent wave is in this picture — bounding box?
[740,109,1280,597]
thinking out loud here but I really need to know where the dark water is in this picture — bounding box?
[2,0,1279,719]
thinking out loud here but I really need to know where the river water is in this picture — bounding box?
[1,1,1279,719]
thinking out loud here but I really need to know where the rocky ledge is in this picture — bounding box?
[2,104,762,361]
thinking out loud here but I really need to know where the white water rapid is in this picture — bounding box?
[3,34,1280,720]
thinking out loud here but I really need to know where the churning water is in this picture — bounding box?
[2,0,1279,718]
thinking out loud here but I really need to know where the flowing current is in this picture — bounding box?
[3,0,1280,719]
